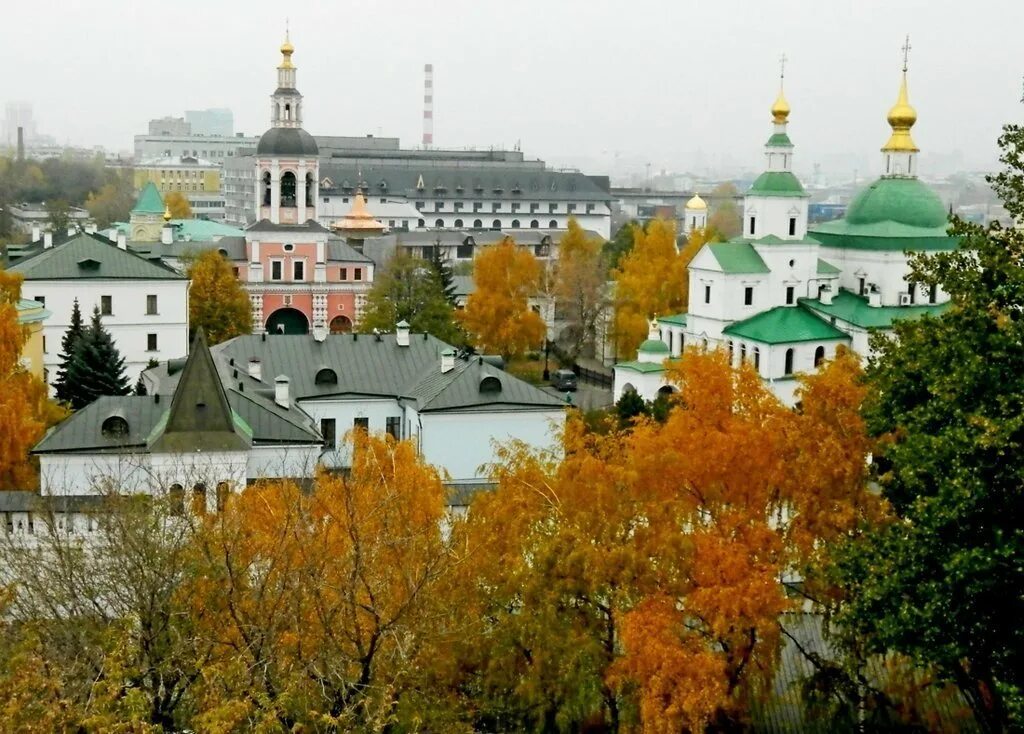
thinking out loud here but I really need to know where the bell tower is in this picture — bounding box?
[270,28,302,129]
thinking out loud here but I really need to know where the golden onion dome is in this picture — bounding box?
[686,193,707,211]
[163,204,172,222]
[771,88,790,124]
[882,72,919,153]
[279,32,295,68]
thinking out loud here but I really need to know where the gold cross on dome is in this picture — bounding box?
[901,34,911,72]
[779,52,787,81]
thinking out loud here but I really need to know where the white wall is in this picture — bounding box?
[39,452,153,495]
[743,195,809,240]
[613,367,669,403]
[416,409,565,482]
[23,279,189,388]
[247,444,321,479]
[817,246,948,306]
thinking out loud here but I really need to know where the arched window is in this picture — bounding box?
[168,484,184,516]
[511,219,521,228]
[814,345,826,367]
[192,483,207,515]
[784,348,794,376]
[492,219,501,230]
[315,367,338,385]
[284,102,292,121]
[740,343,747,364]
[435,218,445,228]
[263,172,273,204]
[473,219,483,228]
[479,375,502,394]
[727,340,734,363]
[530,219,540,228]
[280,171,296,207]
[216,482,230,513]
[101,415,129,437]
[753,346,760,370]
[549,219,558,228]
[305,172,314,206]
[417,218,425,228]
[454,218,464,228]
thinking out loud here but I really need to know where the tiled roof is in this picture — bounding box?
[7,233,185,281]
[799,289,950,329]
[723,306,849,344]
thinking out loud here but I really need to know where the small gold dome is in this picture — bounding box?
[163,204,172,222]
[686,193,707,211]
[882,72,919,153]
[771,89,790,123]
[279,31,295,68]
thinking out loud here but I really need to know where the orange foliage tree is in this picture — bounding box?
[0,270,66,490]
[552,218,608,360]
[188,431,457,731]
[457,237,546,360]
[163,191,192,219]
[612,218,687,358]
[454,347,877,731]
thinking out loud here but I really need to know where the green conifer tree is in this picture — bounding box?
[428,239,457,305]
[53,298,84,403]
[64,305,130,409]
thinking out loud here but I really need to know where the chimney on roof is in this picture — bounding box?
[85,223,97,234]
[161,223,173,245]
[66,224,76,237]
[396,320,410,347]
[819,284,834,305]
[247,358,262,381]
[43,231,53,249]
[867,285,881,308]
[117,232,127,250]
[441,348,455,373]
[274,375,290,409]
[31,225,40,243]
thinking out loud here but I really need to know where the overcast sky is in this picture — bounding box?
[3,0,1021,179]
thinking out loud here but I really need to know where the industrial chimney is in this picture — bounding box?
[422,63,433,148]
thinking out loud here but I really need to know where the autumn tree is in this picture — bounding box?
[0,270,65,490]
[164,191,192,219]
[188,432,457,731]
[457,237,546,360]
[612,217,687,358]
[707,181,742,239]
[45,198,71,235]
[452,348,876,732]
[63,305,130,409]
[603,219,641,272]
[85,177,134,228]
[186,249,252,344]
[832,124,1024,732]
[360,250,461,344]
[552,218,608,360]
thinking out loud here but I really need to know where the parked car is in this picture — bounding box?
[551,368,578,391]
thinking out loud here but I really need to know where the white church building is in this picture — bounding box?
[615,62,955,406]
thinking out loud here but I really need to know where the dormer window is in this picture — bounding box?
[315,367,338,385]
[101,415,129,437]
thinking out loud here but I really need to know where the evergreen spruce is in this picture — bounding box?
[64,305,130,409]
[428,239,457,305]
[53,298,84,403]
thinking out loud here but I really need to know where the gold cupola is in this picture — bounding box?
[163,204,172,222]
[279,30,295,69]
[771,88,790,124]
[882,70,919,153]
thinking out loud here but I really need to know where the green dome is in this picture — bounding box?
[638,339,669,354]
[747,171,807,198]
[845,177,946,229]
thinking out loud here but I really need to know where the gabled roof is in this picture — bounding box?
[132,182,165,214]
[7,233,185,281]
[799,289,950,329]
[149,330,251,453]
[816,258,841,275]
[658,312,687,327]
[245,219,332,234]
[406,357,565,413]
[706,242,771,274]
[723,306,849,345]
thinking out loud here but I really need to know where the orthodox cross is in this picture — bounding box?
[901,35,911,72]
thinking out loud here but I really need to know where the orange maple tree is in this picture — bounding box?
[457,237,546,360]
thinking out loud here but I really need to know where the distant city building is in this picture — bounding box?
[134,156,225,220]
[185,108,234,137]
[6,202,90,234]
[148,116,191,137]
[133,132,258,163]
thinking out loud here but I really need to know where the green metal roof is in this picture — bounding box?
[658,313,687,327]
[707,242,771,274]
[765,133,793,148]
[809,177,957,251]
[747,171,809,198]
[816,258,841,275]
[132,182,165,214]
[799,289,949,329]
[614,360,666,374]
[638,339,669,354]
[7,233,185,281]
[723,306,849,345]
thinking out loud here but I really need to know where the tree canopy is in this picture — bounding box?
[707,182,742,239]
[186,249,253,345]
[359,250,461,344]
[163,191,192,219]
[457,237,546,360]
[62,305,131,409]
[552,218,608,361]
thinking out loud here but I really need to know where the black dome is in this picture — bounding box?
[256,127,319,156]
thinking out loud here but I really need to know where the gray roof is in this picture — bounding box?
[131,235,371,266]
[326,238,374,263]
[152,333,564,413]
[0,492,108,513]
[34,396,168,454]
[245,219,332,234]
[319,162,611,202]
[6,233,185,281]
[256,127,319,156]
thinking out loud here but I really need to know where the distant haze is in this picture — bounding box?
[3,0,1021,179]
